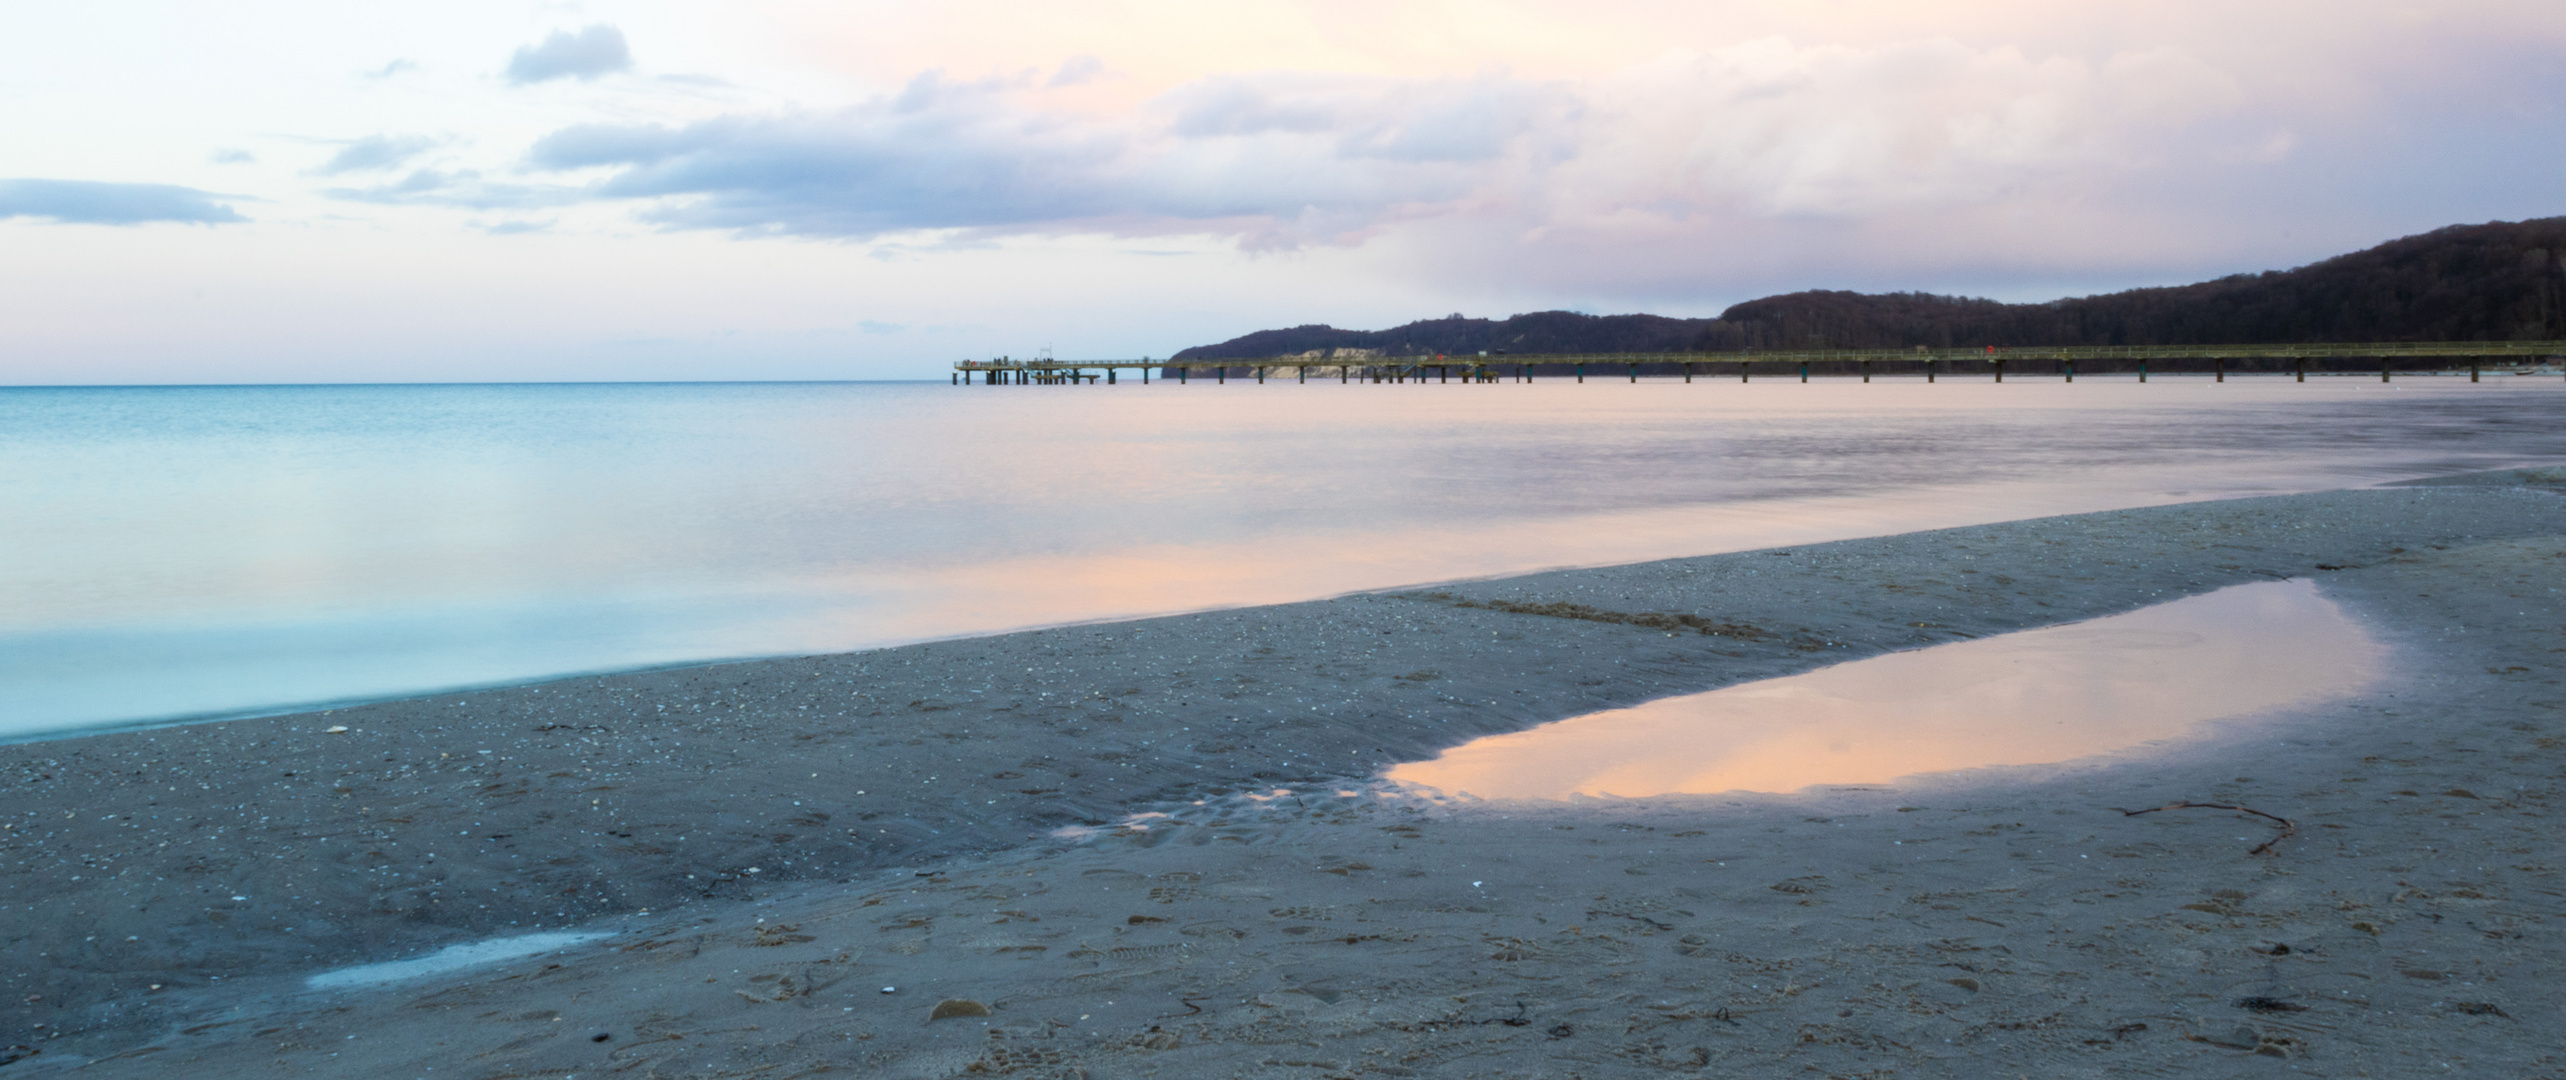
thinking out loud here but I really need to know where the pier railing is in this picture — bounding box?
[952,342,2566,385]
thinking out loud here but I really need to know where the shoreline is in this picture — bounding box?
[6,471,2563,1073]
[14,454,2562,751]
[13,381,2564,747]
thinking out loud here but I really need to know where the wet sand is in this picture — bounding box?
[4,470,2563,1075]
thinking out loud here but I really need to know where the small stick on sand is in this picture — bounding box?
[2111,801,2299,856]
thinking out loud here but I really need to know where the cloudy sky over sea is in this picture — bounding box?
[5,1,2561,382]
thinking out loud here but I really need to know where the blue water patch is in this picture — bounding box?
[306,931,611,990]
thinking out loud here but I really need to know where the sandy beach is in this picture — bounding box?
[5,468,2562,1077]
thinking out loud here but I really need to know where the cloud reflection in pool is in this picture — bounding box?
[1385,578,2382,800]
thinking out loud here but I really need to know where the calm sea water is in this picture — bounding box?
[4,377,2561,740]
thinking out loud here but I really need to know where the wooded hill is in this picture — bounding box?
[1171,217,2566,360]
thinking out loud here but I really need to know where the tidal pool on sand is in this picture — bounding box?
[1385,578,2383,800]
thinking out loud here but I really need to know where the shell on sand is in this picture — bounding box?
[927,998,993,1021]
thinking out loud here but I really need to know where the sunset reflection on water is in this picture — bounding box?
[1384,578,2382,800]
[2,380,2531,737]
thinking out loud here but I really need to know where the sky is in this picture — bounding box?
[2,1,2561,383]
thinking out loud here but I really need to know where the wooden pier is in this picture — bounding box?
[954,342,2566,386]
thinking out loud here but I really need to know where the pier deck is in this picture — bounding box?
[953,342,2566,385]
